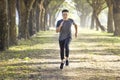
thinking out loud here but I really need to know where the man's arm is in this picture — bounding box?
[56,21,64,33]
[74,24,78,38]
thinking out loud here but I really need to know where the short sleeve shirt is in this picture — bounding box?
[56,18,75,41]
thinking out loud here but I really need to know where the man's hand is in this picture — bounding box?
[75,32,77,38]
[56,21,64,33]
[60,21,64,27]
[74,24,78,38]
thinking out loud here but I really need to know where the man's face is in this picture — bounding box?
[62,12,68,19]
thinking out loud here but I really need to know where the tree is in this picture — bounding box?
[43,0,51,30]
[17,0,35,39]
[112,0,120,36]
[74,0,92,28]
[0,0,9,50]
[87,0,107,31]
[105,0,114,33]
[35,0,41,32]
[8,0,17,45]
[29,0,40,36]
[47,0,64,28]
[39,0,46,30]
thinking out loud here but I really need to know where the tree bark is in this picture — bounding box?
[90,11,95,29]
[49,12,52,27]
[44,10,48,30]
[29,9,34,36]
[40,8,45,31]
[36,4,40,32]
[8,0,17,45]
[17,0,29,39]
[42,0,51,31]
[113,0,120,36]
[39,10,42,30]
[105,0,114,33]
[17,0,35,39]
[0,0,9,50]
[107,5,114,33]
[95,14,106,31]
[28,0,41,36]
[29,0,39,36]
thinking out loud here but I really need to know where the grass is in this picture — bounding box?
[0,29,120,80]
[0,31,56,79]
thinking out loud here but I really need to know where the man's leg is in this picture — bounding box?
[59,40,65,69]
[65,38,71,66]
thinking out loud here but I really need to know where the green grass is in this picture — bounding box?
[0,31,56,79]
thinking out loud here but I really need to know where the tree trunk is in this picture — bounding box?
[107,5,114,33]
[51,15,54,27]
[43,10,46,31]
[17,0,35,39]
[95,15,106,31]
[39,0,44,31]
[44,10,49,30]
[39,10,42,30]
[18,0,30,39]
[90,11,95,29]
[0,0,9,50]
[40,9,44,30]
[95,17,99,31]
[51,15,56,27]
[113,0,120,36]
[42,0,50,31]
[29,9,34,36]
[106,0,114,33]
[36,5,40,32]
[49,13,52,27]
[80,14,87,28]
[42,9,45,31]
[8,0,17,45]
[29,0,39,36]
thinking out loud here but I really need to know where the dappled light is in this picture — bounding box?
[0,0,120,80]
[0,30,120,79]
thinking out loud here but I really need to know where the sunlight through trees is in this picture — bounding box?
[0,0,120,80]
[0,0,120,50]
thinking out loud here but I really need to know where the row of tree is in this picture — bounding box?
[95,0,120,36]
[74,0,120,36]
[0,0,64,51]
[0,0,120,51]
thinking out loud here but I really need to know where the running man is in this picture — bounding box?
[56,9,78,69]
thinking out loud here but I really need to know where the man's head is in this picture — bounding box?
[62,9,69,20]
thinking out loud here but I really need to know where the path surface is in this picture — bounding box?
[29,29,120,80]
[0,29,120,80]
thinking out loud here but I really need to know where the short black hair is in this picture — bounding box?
[62,9,69,13]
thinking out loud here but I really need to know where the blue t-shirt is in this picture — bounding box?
[56,18,75,41]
